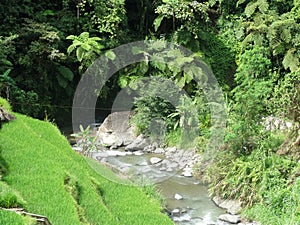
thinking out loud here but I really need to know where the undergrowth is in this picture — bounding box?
[204,130,300,224]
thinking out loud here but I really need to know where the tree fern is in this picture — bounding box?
[283,49,300,72]
[244,0,269,18]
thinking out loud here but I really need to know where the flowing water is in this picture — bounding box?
[93,151,230,225]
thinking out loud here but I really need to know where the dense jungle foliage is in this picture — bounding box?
[0,0,299,224]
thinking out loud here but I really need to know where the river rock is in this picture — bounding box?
[107,150,128,157]
[154,147,164,154]
[99,133,120,147]
[171,208,180,215]
[161,159,170,165]
[182,170,193,177]
[125,134,150,151]
[166,146,177,153]
[213,196,242,215]
[133,150,144,156]
[143,143,158,153]
[96,111,136,147]
[150,157,162,164]
[72,146,82,152]
[218,214,241,224]
[173,214,191,222]
[174,193,183,200]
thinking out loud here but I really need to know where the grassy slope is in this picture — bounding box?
[0,113,173,225]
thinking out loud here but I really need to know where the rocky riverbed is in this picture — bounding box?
[72,111,260,225]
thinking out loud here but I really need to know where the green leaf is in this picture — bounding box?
[167,49,183,58]
[245,1,258,18]
[283,49,299,72]
[105,50,116,60]
[153,15,165,32]
[79,124,84,132]
[176,76,186,88]
[79,32,90,40]
[57,65,74,81]
[175,56,194,67]
[149,40,167,51]
[89,37,102,42]
[151,61,166,71]
[2,69,12,78]
[118,75,128,88]
[56,75,68,88]
[81,43,91,51]
[67,45,75,55]
[236,0,247,7]
[258,0,269,13]
[1,59,13,67]
[76,47,85,62]
[183,72,193,84]
[41,9,55,16]
[189,66,206,82]
[66,35,76,40]
[138,62,149,75]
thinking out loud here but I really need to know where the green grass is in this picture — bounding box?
[0,112,173,225]
[0,210,35,225]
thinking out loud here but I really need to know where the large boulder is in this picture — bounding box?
[213,196,242,215]
[218,214,241,224]
[124,134,151,151]
[96,111,136,148]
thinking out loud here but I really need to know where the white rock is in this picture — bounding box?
[166,147,177,153]
[150,157,162,164]
[99,133,119,147]
[218,214,241,224]
[72,146,82,151]
[212,197,242,215]
[107,150,127,157]
[171,208,180,215]
[182,171,193,177]
[125,134,150,151]
[154,148,164,154]
[133,151,144,156]
[174,193,183,200]
[173,214,191,222]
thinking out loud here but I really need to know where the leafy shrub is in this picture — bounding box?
[206,132,294,207]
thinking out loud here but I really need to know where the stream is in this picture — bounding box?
[90,149,231,225]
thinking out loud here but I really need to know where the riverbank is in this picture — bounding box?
[75,111,260,225]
